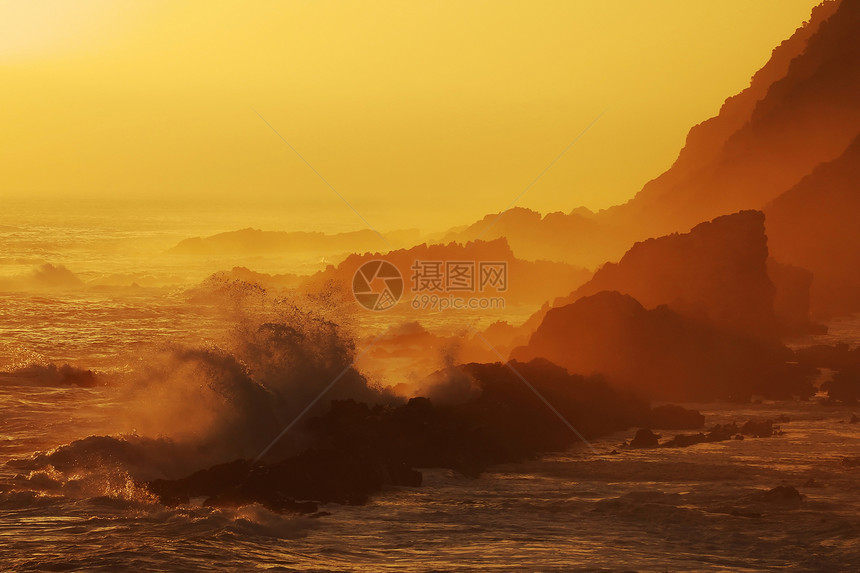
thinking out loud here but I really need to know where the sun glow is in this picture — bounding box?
[1,0,821,232]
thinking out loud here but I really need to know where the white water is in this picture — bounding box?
[2,202,859,571]
[2,390,860,572]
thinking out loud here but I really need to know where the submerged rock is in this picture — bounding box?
[512,291,816,402]
[0,363,101,388]
[568,210,781,339]
[659,419,784,448]
[741,419,776,438]
[147,453,422,514]
[753,485,804,504]
[629,429,661,448]
[647,404,706,429]
[146,358,656,512]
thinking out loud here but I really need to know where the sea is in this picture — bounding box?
[1,200,859,572]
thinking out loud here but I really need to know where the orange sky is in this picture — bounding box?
[1,0,822,233]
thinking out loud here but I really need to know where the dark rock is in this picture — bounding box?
[660,433,707,448]
[567,210,780,339]
[512,291,817,402]
[767,132,860,316]
[647,404,705,429]
[657,418,787,449]
[709,423,741,441]
[741,419,776,438]
[794,344,860,370]
[147,452,423,514]
[629,429,661,448]
[146,359,652,511]
[753,485,804,504]
[822,369,860,404]
[767,260,818,335]
[660,422,735,448]
[0,363,101,388]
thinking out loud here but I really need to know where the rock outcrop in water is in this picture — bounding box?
[766,133,860,316]
[822,370,860,405]
[439,0,860,310]
[794,343,860,404]
[627,417,787,449]
[564,211,780,339]
[629,429,661,449]
[647,404,706,430]
[511,291,816,402]
[0,363,100,388]
[146,359,704,513]
[440,206,630,269]
[753,485,804,504]
[303,237,591,307]
[795,343,860,370]
[508,211,817,357]
[766,259,819,334]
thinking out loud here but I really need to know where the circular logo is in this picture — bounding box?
[352,260,404,311]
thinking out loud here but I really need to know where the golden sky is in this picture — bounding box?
[1,0,821,233]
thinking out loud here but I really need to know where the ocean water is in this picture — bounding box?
[2,391,860,572]
[1,201,860,571]
[0,198,349,286]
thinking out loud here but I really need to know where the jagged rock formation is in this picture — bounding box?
[566,211,779,339]
[511,291,816,402]
[303,237,591,306]
[765,134,860,316]
[147,360,704,512]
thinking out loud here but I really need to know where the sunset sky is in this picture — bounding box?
[1,0,821,233]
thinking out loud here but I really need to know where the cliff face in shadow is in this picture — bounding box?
[766,259,816,333]
[441,1,860,298]
[607,0,860,240]
[765,133,860,316]
[511,291,815,402]
[639,1,841,195]
[440,207,628,269]
[499,211,813,355]
[147,359,709,512]
[567,211,779,339]
[303,237,592,307]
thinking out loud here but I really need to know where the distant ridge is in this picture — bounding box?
[168,227,422,256]
[766,133,860,315]
[450,1,856,254]
[445,0,860,317]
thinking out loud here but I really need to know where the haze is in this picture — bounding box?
[1,0,819,232]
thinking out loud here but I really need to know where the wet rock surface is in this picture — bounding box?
[147,359,688,512]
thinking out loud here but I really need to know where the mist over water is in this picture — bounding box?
[3,385,860,571]
[0,198,357,286]
[0,198,362,370]
[4,3,860,565]
[0,201,858,571]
